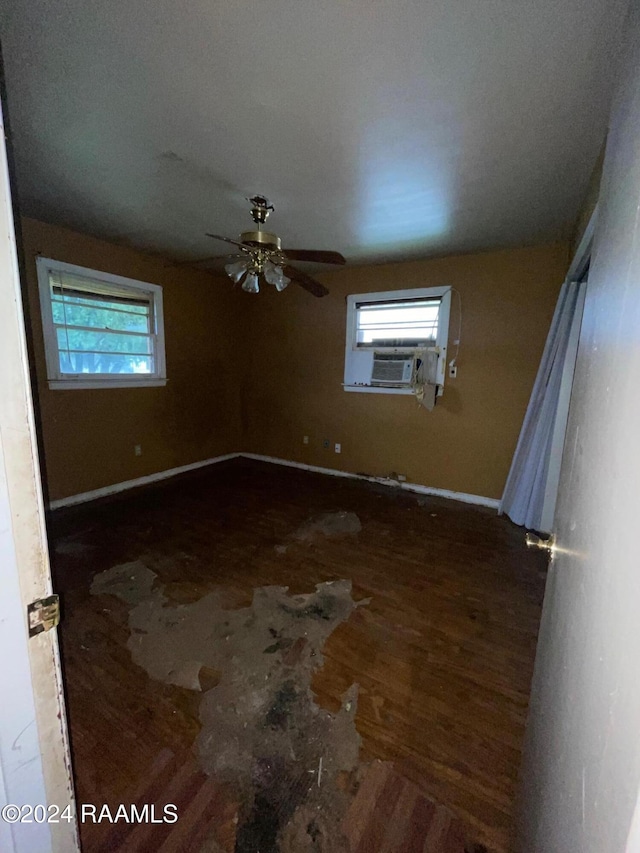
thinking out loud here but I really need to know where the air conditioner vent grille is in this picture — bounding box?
[371,353,414,385]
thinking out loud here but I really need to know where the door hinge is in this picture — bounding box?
[28,595,60,637]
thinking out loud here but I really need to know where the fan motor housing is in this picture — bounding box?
[240,230,281,250]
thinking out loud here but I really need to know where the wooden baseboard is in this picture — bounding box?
[48,452,499,511]
[242,454,500,509]
[48,453,240,510]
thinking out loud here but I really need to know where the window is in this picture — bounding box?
[355,298,441,349]
[344,286,451,394]
[36,257,166,390]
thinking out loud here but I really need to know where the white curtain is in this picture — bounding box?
[500,279,586,530]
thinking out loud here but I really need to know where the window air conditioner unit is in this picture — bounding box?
[370,352,415,386]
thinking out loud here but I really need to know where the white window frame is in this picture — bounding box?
[36,257,167,390]
[343,286,451,395]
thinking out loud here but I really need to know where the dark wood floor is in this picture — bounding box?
[49,459,547,852]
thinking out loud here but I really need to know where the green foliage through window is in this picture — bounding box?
[51,284,154,375]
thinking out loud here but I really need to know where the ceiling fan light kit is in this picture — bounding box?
[263,263,290,291]
[224,258,249,283]
[243,271,260,294]
[200,195,346,297]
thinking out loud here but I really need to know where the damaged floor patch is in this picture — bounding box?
[91,566,369,851]
[294,511,362,540]
[89,560,157,605]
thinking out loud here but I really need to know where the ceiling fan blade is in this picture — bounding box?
[174,253,240,267]
[282,265,329,298]
[205,233,248,249]
[283,249,346,265]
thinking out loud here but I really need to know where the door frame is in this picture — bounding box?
[0,85,79,852]
[538,205,597,532]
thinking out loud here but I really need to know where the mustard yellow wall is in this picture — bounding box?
[21,218,568,503]
[242,243,569,500]
[21,218,241,501]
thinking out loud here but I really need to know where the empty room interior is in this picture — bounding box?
[1,1,640,852]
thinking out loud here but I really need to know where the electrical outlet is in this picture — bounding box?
[335,443,341,454]
[303,435,309,445]
[134,444,142,456]
[322,439,330,449]
[449,364,458,378]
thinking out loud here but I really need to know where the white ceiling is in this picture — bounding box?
[0,0,629,266]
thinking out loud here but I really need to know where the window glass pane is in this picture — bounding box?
[56,328,152,355]
[58,350,153,375]
[51,299,150,333]
[61,295,148,313]
[45,266,163,382]
[356,299,440,347]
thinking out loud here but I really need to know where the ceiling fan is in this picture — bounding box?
[190,195,346,297]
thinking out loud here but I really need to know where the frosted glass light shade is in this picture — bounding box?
[274,271,290,292]
[263,261,278,285]
[225,258,248,283]
[242,271,260,293]
[264,263,290,291]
